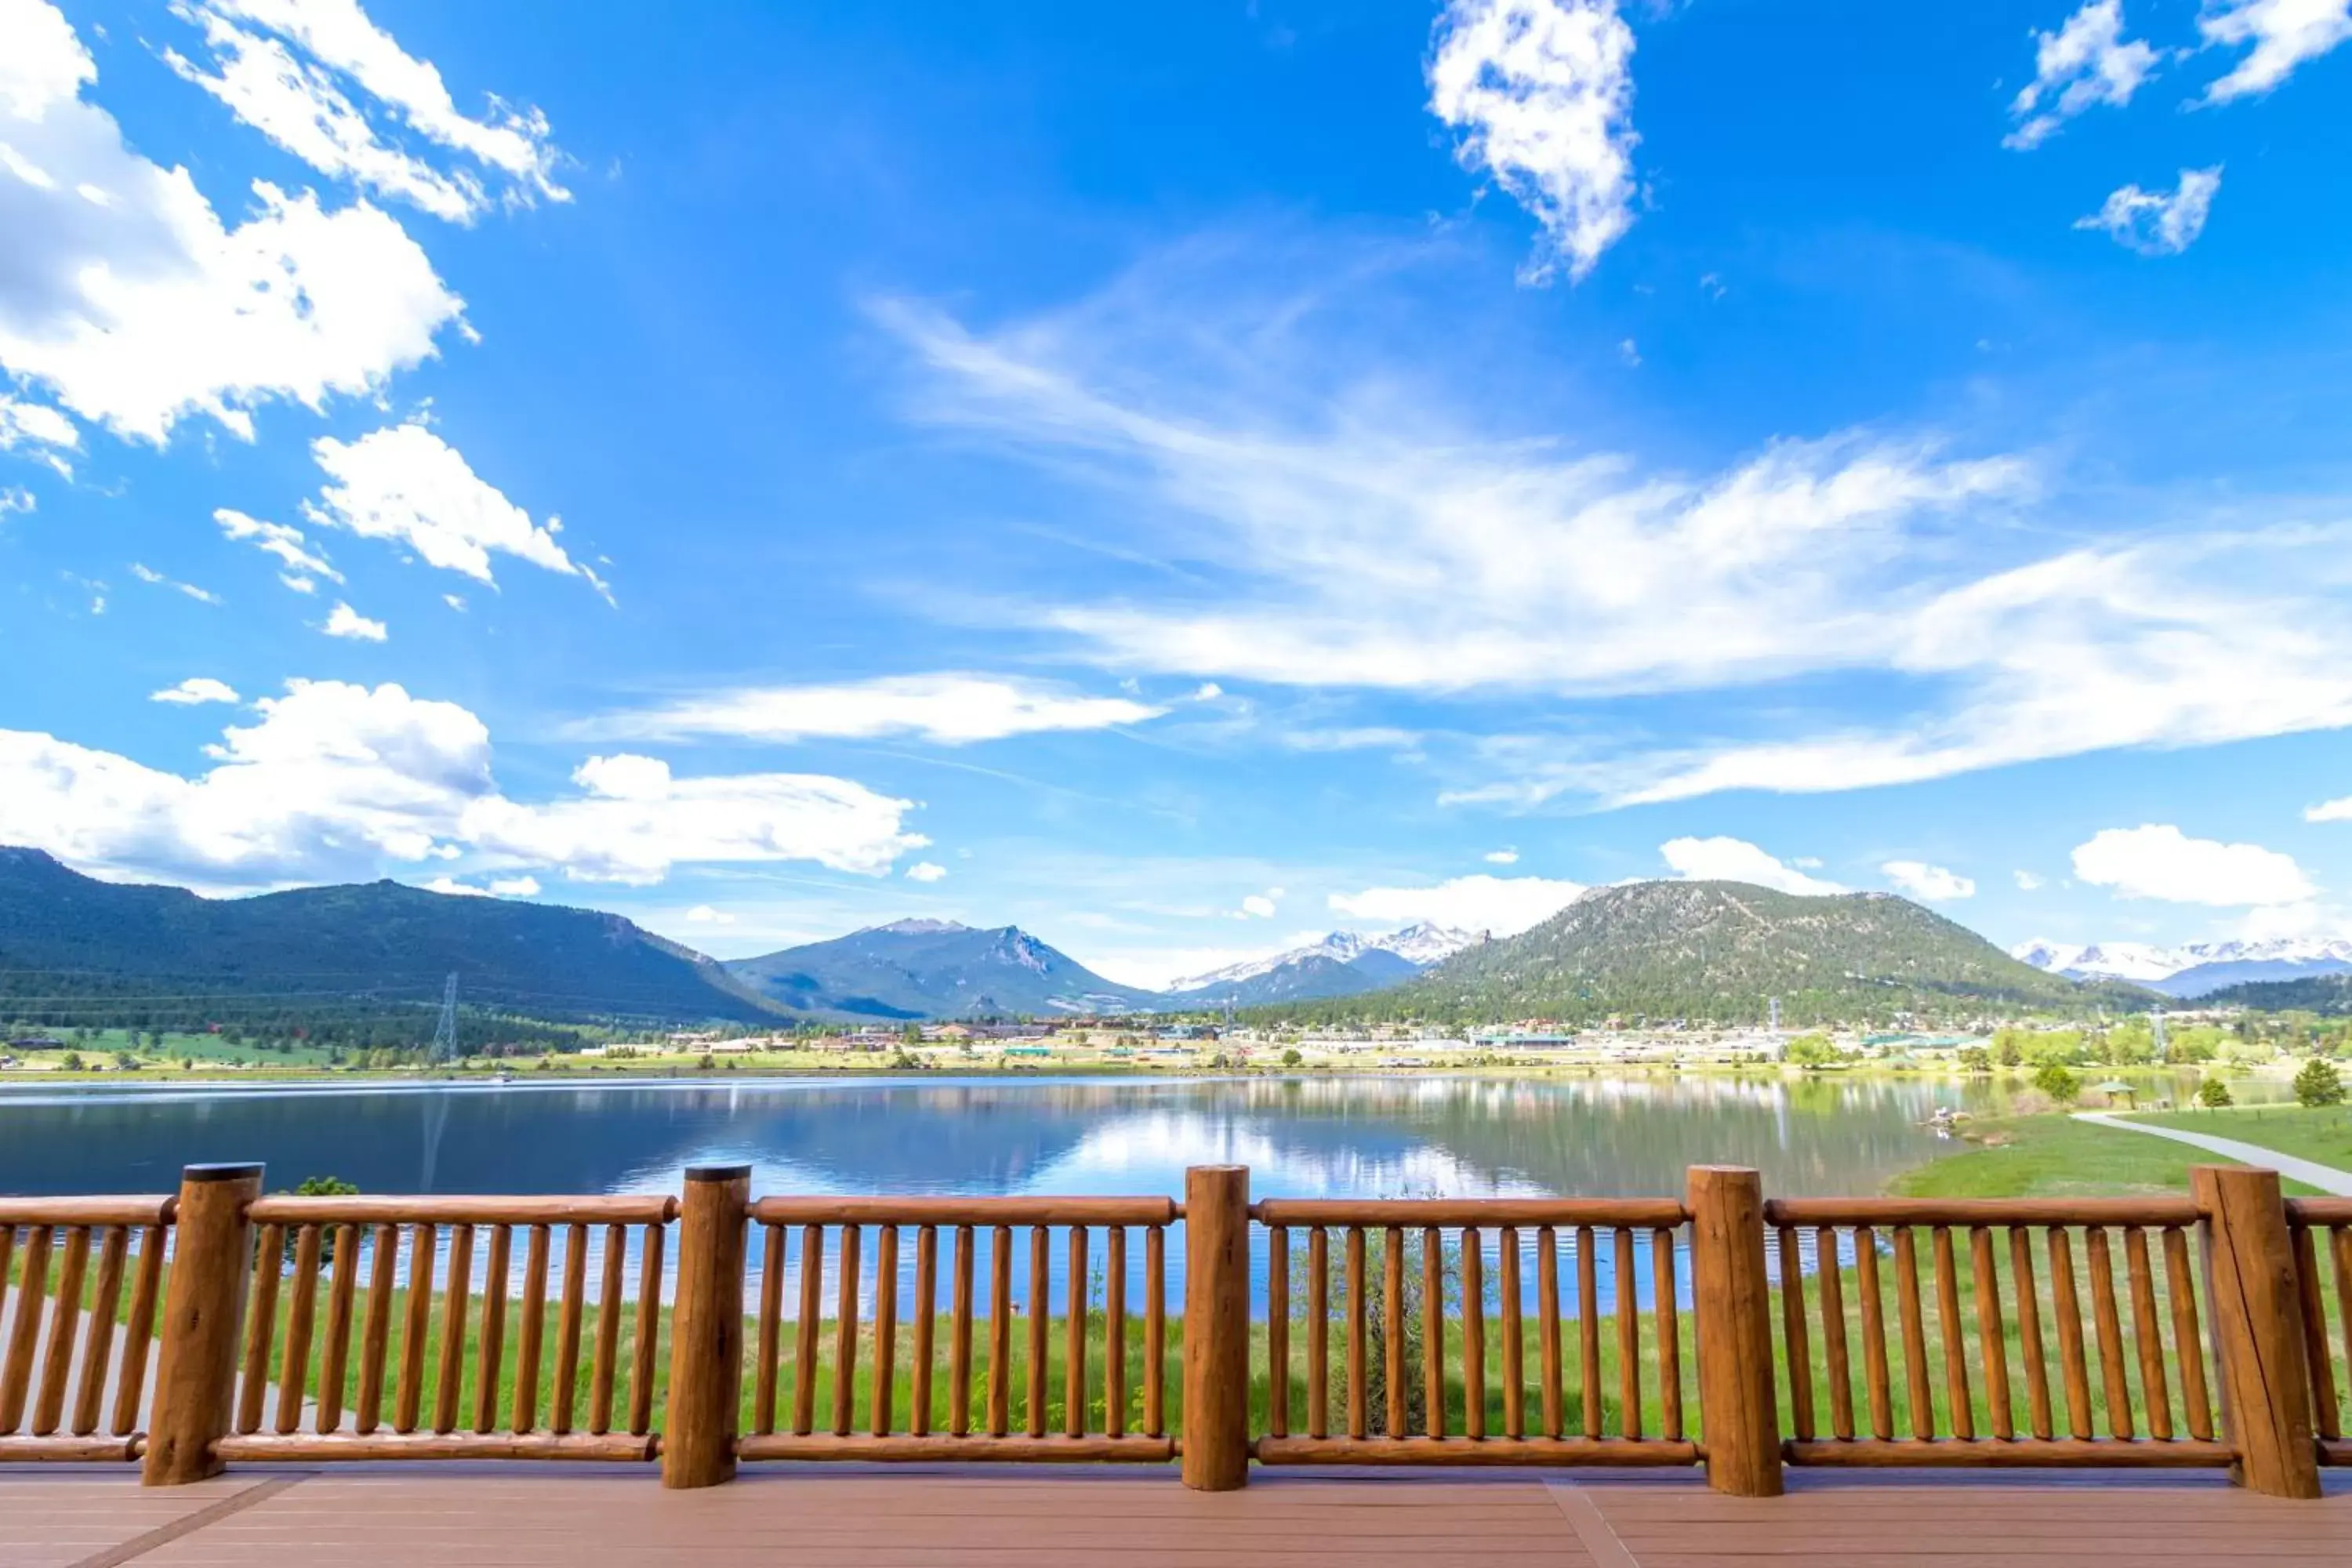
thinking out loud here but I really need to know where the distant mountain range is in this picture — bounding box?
[0,847,777,1026]
[724,919,1156,1019]
[1279,880,2151,1027]
[2011,937,2352,1000]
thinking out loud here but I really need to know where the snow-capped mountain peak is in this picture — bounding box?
[2011,935,2352,996]
[1166,924,1477,994]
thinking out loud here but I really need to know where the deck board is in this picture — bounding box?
[0,1467,2344,1567]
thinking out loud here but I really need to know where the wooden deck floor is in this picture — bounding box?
[5,1466,2350,1568]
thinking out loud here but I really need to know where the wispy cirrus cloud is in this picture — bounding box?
[582,673,1165,746]
[2077,167,2222,255]
[2004,1,2160,150]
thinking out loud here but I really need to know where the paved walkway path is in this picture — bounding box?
[2074,1111,2352,1196]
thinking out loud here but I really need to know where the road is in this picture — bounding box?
[2074,1111,2352,1196]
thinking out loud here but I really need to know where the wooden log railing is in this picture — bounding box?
[2286,1197,2352,1470]
[732,1192,1181,1464]
[0,1196,172,1463]
[1762,1196,2233,1471]
[1248,1196,1701,1470]
[209,1192,678,1464]
[5,1160,2347,1494]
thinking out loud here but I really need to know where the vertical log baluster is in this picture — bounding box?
[1268,1226,1290,1439]
[1577,1225,1602,1439]
[1970,1225,2011,1440]
[1345,1226,1367,1439]
[1537,1225,1563,1439]
[395,1224,434,1434]
[753,1223,784,1436]
[1383,1227,1407,1439]
[2047,1227,2092,1439]
[986,1225,1011,1437]
[2010,1227,2051,1440]
[1,1225,52,1432]
[475,1225,510,1435]
[589,1222,626,1436]
[1422,1225,1446,1439]
[1891,1226,1932,1439]
[1931,1225,1971,1439]
[2085,1226,2133,1439]
[33,1225,91,1436]
[113,1224,166,1438]
[72,1225,128,1436]
[794,1224,824,1436]
[1778,1226,1813,1441]
[1855,1225,1893,1440]
[913,1225,938,1437]
[513,1223,549,1435]
[1817,1228,1853,1440]
[238,1224,284,1436]
[275,1225,321,1436]
[434,1222,473,1434]
[2124,1226,2172,1441]
[1144,1224,1166,1438]
[1024,1225,1047,1438]
[1062,1224,1086,1439]
[873,1224,899,1436]
[1463,1227,1486,1439]
[315,1225,358,1436]
[552,1223,587,1434]
[2163,1225,2212,1442]
[1307,1227,1328,1439]
[2288,1223,2335,1441]
[0,1226,15,1428]
[629,1222,662,1438]
[357,1224,399,1435]
[1500,1226,1523,1439]
[1613,1226,1639,1440]
[834,1224,862,1438]
[951,1225,975,1437]
[1655,1227,1683,1442]
[1103,1225,1124,1438]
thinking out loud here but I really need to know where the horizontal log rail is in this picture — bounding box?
[4,1161,2344,1495]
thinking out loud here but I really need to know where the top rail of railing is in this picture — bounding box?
[243,1194,676,1225]
[1250,1197,1687,1226]
[0,1195,176,1227]
[747,1195,1178,1225]
[1762,1196,2201,1226]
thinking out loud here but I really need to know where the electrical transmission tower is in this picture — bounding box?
[430,971,459,1063]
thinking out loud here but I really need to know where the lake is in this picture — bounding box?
[0,1070,2238,1312]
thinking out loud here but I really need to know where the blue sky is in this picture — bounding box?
[4,0,2352,988]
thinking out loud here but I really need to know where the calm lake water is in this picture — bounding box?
[0,1072,2227,1312]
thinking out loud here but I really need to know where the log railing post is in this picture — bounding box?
[663,1164,750,1488]
[143,1163,263,1485]
[2193,1165,2321,1498]
[1181,1164,1250,1490]
[1688,1166,1783,1496]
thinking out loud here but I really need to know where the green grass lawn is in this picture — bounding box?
[2125,1104,2352,1174]
[1889,1112,2321,1200]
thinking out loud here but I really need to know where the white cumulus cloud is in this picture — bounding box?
[322,601,387,641]
[1882,859,1976,901]
[1660,837,1846,896]
[151,677,240,705]
[165,0,566,223]
[0,0,464,442]
[486,874,539,897]
[216,507,342,591]
[2198,0,2352,102]
[2014,869,2046,891]
[2071,822,2315,905]
[1329,873,1582,937]
[2077,166,2222,255]
[905,862,947,883]
[0,392,77,475]
[1484,848,1519,865]
[685,904,736,924]
[2005,2,2160,149]
[586,673,1164,746]
[306,423,604,597]
[1427,0,1638,284]
[0,678,927,890]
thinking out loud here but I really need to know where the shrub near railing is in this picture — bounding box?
[3,1159,2343,1495]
